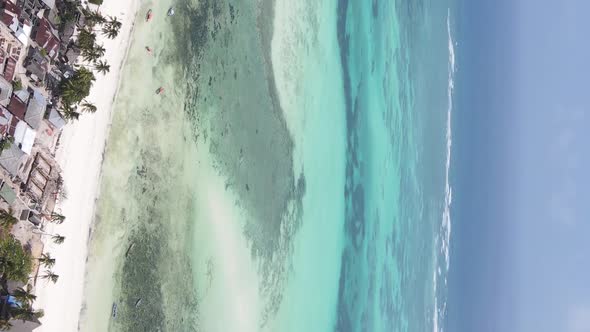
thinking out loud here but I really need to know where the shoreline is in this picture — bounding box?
[32,0,139,330]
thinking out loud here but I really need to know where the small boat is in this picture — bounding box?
[112,303,118,319]
[156,87,165,95]
[145,46,152,54]
[125,242,135,257]
[146,9,153,22]
[135,298,142,307]
[167,7,175,16]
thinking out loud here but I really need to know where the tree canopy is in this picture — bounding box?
[12,285,36,306]
[10,306,44,322]
[77,29,96,51]
[93,60,110,74]
[83,9,106,27]
[40,271,59,284]
[38,253,55,269]
[60,67,95,107]
[0,236,33,282]
[51,235,65,244]
[0,210,18,229]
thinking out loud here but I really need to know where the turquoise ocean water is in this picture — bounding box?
[81,0,455,331]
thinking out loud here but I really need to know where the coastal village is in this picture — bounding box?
[0,0,122,329]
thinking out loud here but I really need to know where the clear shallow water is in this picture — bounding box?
[81,0,454,331]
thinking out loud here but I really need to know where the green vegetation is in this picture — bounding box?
[59,104,80,121]
[60,67,95,108]
[92,60,110,74]
[11,79,22,91]
[12,285,36,306]
[0,211,61,325]
[40,48,48,57]
[61,9,121,120]
[77,29,96,50]
[0,236,33,283]
[10,306,44,322]
[83,9,106,27]
[80,101,97,113]
[34,230,66,245]
[38,253,56,269]
[0,209,18,229]
[102,16,122,39]
[0,319,12,330]
[39,270,59,284]
[49,212,66,224]
[0,136,13,153]
[57,0,79,31]
[51,234,65,244]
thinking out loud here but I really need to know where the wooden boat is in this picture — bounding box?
[146,9,153,22]
[167,7,175,16]
[125,242,135,257]
[112,303,118,319]
[156,87,165,95]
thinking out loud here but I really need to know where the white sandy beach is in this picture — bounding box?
[32,0,139,330]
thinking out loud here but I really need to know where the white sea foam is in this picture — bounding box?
[433,9,455,332]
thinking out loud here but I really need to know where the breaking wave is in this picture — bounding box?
[433,9,455,332]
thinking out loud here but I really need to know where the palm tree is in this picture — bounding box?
[106,16,122,30]
[77,29,97,51]
[51,235,65,244]
[33,230,66,244]
[0,319,12,331]
[93,44,106,57]
[60,104,80,121]
[39,271,59,284]
[102,26,119,39]
[80,101,97,113]
[92,60,110,74]
[49,212,65,224]
[82,48,101,63]
[10,306,44,321]
[11,284,36,306]
[83,9,106,27]
[38,253,55,269]
[0,209,18,228]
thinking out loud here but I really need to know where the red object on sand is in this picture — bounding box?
[146,9,153,22]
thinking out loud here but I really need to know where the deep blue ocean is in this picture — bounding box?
[335,0,454,331]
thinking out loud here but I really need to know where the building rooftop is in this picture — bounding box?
[0,105,12,135]
[0,75,12,105]
[0,142,26,177]
[41,0,55,10]
[13,20,32,46]
[25,60,47,82]
[33,17,59,59]
[0,0,20,26]
[64,46,80,64]
[2,57,15,81]
[7,92,27,119]
[14,89,29,104]
[0,181,16,205]
[47,106,64,129]
[7,93,27,136]
[25,89,46,129]
[13,120,35,154]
